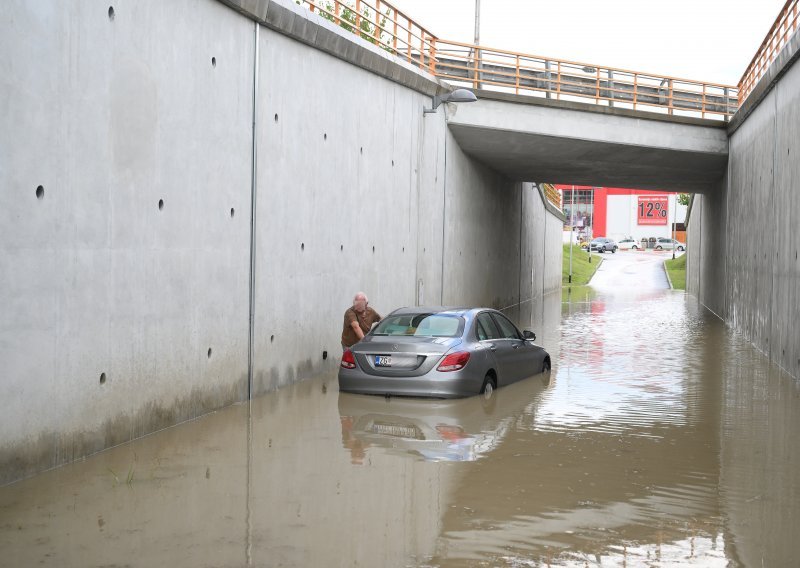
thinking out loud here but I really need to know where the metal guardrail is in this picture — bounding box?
[297,0,437,71]
[431,40,738,120]
[297,0,798,120]
[541,183,562,210]
[738,0,800,103]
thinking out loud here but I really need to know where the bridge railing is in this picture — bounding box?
[296,1,740,120]
[297,0,438,72]
[541,183,562,210]
[738,0,800,103]
[430,40,738,120]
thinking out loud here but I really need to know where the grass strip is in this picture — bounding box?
[562,244,602,286]
[664,254,686,290]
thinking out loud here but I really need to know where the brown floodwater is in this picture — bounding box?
[1,252,799,567]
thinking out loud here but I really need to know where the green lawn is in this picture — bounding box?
[665,254,686,290]
[562,244,602,286]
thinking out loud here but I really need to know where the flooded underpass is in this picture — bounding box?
[2,252,799,567]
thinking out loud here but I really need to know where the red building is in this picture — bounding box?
[555,185,686,242]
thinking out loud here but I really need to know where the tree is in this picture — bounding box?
[677,193,690,206]
[298,1,393,53]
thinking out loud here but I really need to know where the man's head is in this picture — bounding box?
[352,292,368,313]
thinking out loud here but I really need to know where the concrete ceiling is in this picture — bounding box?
[444,92,730,193]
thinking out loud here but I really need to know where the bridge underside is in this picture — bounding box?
[445,91,730,193]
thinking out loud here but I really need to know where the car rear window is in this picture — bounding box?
[373,314,465,338]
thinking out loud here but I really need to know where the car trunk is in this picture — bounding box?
[352,336,461,377]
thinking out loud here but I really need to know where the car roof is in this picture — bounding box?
[387,306,491,317]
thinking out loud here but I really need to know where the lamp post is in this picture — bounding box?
[672,193,676,260]
[568,185,574,283]
[587,189,593,264]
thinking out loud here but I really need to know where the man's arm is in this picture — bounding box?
[350,319,365,340]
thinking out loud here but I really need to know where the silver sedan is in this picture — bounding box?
[338,307,550,399]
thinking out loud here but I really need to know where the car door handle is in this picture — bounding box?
[512,343,520,349]
[488,344,497,352]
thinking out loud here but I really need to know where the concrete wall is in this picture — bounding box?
[0,0,564,484]
[1,0,255,482]
[687,34,800,379]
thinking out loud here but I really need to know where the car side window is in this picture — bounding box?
[476,313,501,340]
[491,313,520,340]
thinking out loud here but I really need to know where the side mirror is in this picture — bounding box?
[523,330,536,341]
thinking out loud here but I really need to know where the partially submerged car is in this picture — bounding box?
[338,307,550,399]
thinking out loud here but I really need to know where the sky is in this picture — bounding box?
[385,0,787,85]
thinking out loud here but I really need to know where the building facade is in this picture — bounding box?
[557,186,687,244]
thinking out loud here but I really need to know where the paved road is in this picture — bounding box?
[589,249,683,290]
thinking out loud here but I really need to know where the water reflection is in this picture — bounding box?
[1,273,799,566]
[338,371,552,464]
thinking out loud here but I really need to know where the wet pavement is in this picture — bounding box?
[2,250,799,567]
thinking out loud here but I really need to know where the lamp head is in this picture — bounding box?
[424,88,478,114]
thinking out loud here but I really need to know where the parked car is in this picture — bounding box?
[589,237,618,253]
[654,237,686,251]
[617,237,639,250]
[339,307,550,399]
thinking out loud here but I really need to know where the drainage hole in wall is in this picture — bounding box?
[402,247,405,252]
[360,147,363,154]
[324,133,327,141]
[100,372,107,385]
[108,6,115,20]
[274,113,278,122]
[340,244,343,251]
[207,347,212,359]
[36,185,44,200]
[392,160,394,166]
[322,350,328,360]
[158,199,164,211]
[270,334,274,343]
[211,57,216,68]
[372,245,375,253]
[230,208,235,218]
[301,242,305,251]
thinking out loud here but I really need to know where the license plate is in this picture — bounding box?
[375,355,392,367]
[371,423,418,438]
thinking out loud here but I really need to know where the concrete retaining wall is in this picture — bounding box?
[0,0,563,484]
[687,32,800,379]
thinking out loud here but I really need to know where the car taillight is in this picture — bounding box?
[437,351,470,372]
[341,350,357,369]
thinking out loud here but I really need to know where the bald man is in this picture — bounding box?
[341,292,381,350]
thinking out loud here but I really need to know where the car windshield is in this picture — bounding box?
[372,313,465,338]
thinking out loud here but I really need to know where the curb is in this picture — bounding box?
[663,259,674,290]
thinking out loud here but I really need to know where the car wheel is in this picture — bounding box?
[632,245,638,249]
[480,374,497,412]
[656,246,663,250]
[611,248,616,254]
[480,374,496,399]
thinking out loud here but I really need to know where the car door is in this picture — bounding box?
[489,312,536,384]
[475,312,506,379]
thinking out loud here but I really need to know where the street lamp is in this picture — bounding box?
[568,185,574,283]
[672,193,677,260]
[423,88,478,114]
